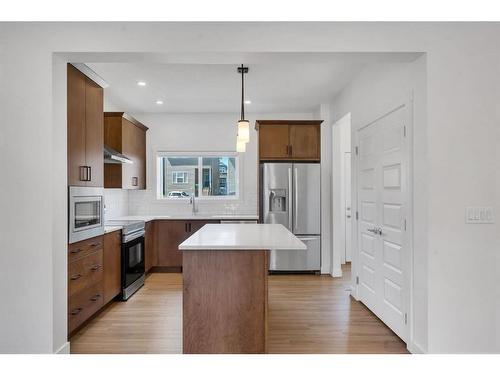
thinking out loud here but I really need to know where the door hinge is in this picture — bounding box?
[404,313,408,325]
[356,276,359,285]
[355,146,359,155]
[356,211,359,220]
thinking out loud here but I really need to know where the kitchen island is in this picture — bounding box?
[179,223,306,354]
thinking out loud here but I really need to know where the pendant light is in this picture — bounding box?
[236,65,250,150]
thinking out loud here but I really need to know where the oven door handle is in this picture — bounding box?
[123,230,145,243]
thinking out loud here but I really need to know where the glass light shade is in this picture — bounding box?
[237,120,250,143]
[236,136,247,152]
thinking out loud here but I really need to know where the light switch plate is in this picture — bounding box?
[466,207,494,224]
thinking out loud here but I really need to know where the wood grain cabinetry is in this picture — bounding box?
[67,64,104,187]
[145,221,157,273]
[257,120,322,161]
[104,112,148,189]
[68,235,104,334]
[157,220,219,268]
[103,230,121,304]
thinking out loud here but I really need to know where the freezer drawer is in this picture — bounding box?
[269,235,320,271]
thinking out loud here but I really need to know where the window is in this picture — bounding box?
[157,154,239,199]
[172,171,188,184]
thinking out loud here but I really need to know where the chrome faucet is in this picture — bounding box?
[189,194,198,214]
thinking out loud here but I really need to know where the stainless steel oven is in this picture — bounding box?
[68,186,105,244]
[106,220,146,300]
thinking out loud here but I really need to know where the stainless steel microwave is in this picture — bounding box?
[68,186,105,244]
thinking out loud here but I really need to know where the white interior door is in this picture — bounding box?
[356,105,408,342]
[344,152,352,262]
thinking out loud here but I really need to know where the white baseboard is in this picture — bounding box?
[407,341,426,354]
[55,341,70,354]
[331,267,342,277]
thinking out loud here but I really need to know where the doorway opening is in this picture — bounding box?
[331,112,352,277]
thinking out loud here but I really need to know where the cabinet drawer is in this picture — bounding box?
[68,236,103,263]
[68,282,104,334]
[68,250,104,297]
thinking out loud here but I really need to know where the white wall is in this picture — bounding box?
[0,22,499,353]
[125,112,314,216]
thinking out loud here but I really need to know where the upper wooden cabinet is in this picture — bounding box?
[67,64,104,187]
[256,120,322,161]
[104,112,148,189]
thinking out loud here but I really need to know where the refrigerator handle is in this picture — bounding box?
[288,167,293,230]
[294,167,298,232]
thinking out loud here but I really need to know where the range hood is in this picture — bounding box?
[104,145,133,164]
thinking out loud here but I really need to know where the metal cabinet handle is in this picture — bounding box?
[70,274,82,281]
[90,242,101,247]
[88,166,91,181]
[189,223,192,232]
[132,177,138,186]
[70,308,83,316]
[70,248,82,254]
[90,264,101,272]
[79,166,87,181]
[285,145,289,155]
[289,145,293,156]
[90,294,101,302]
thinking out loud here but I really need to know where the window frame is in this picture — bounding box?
[156,151,240,201]
[171,171,189,184]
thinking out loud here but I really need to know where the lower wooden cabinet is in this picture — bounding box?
[157,220,219,268]
[103,230,122,304]
[68,235,104,335]
[157,221,186,267]
[145,221,157,273]
[68,283,104,334]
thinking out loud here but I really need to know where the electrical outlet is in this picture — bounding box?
[466,207,494,224]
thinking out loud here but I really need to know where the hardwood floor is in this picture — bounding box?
[70,264,408,354]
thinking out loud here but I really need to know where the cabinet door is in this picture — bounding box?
[259,124,290,160]
[289,124,321,160]
[67,64,87,186]
[121,119,141,189]
[157,221,188,267]
[84,77,104,187]
[189,220,219,233]
[137,127,146,189]
[145,221,157,272]
[103,231,121,304]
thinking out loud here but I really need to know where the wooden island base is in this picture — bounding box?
[182,250,269,354]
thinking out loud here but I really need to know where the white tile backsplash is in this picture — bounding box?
[104,189,129,220]
[127,188,258,216]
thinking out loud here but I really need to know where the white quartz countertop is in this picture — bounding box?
[178,224,307,251]
[104,226,122,234]
[107,214,259,223]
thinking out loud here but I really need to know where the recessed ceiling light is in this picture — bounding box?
[244,100,252,104]
[156,100,164,105]
[137,81,146,86]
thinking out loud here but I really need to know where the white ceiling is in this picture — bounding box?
[87,62,366,113]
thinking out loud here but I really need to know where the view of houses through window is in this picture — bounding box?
[159,155,238,199]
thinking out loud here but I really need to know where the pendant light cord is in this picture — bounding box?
[240,64,245,121]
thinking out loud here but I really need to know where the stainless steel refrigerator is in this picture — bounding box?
[260,163,321,271]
